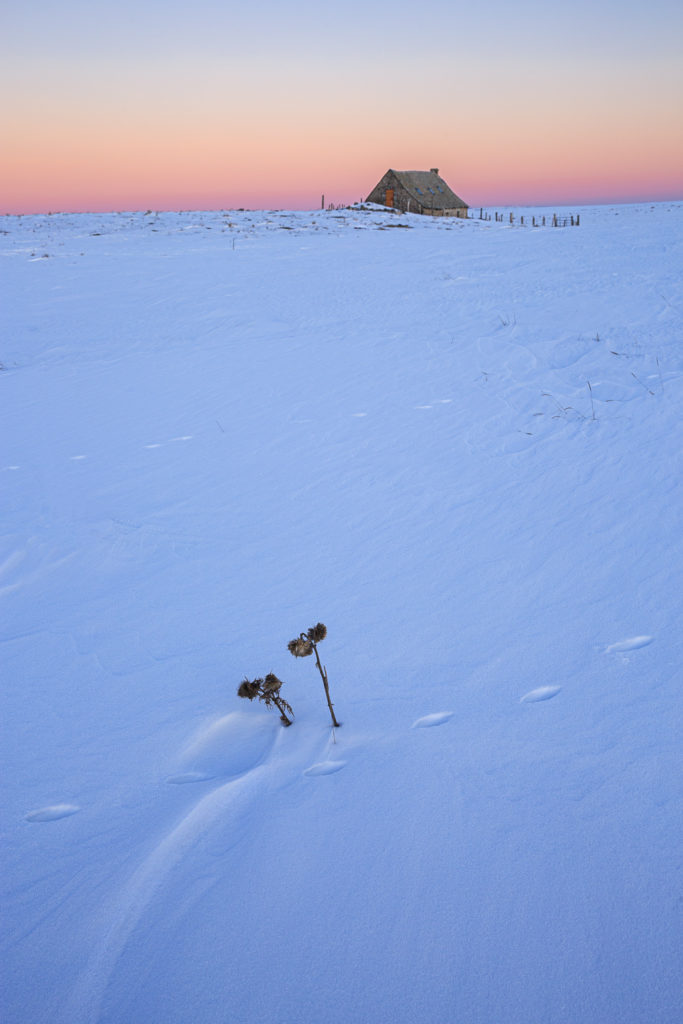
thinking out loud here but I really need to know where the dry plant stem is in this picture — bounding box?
[631,371,655,396]
[311,641,340,727]
[273,696,292,726]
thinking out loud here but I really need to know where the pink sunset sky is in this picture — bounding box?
[2,0,682,213]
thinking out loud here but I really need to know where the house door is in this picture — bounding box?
[385,189,394,207]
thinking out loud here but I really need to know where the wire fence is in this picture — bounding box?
[322,200,581,227]
[471,209,580,227]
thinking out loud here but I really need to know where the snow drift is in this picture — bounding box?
[1,202,681,1024]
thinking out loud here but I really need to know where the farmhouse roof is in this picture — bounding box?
[391,168,467,210]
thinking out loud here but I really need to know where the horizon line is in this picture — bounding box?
[3,195,683,217]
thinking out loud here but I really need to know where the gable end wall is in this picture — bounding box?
[367,171,468,216]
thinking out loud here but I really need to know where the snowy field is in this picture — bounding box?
[1,202,682,1024]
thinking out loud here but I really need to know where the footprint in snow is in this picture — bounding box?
[25,803,80,823]
[605,636,653,654]
[412,711,454,728]
[304,761,346,777]
[520,686,562,703]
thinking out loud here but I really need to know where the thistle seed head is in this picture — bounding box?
[307,622,327,644]
[288,637,313,657]
[237,678,261,700]
[263,673,283,693]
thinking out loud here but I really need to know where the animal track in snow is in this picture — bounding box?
[304,761,346,777]
[25,804,80,823]
[605,636,653,654]
[520,686,562,703]
[412,711,454,728]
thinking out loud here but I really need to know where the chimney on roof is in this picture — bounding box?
[430,168,439,174]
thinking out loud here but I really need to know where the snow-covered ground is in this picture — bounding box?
[1,202,682,1024]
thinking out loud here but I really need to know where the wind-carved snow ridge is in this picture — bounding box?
[165,770,212,785]
[25,804,80,822]
[520,686,562,703]
[166,711,278,784]
[304,760,346,776]
[63,715,286,1024]
[412,712,454,728]
[0,549,26,598]
[605,636,654,654]
[61,769,271,1024]
[0,543,76,601]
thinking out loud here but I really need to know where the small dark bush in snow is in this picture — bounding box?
[237,674,294,726]
[288,622,340,727]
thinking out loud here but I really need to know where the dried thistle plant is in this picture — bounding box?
[237,674,293,726]
[288,636,313,658]
[287,622,339,727]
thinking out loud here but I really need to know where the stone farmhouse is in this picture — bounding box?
[366,168,468,217]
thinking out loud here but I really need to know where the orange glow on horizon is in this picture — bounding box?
[2,47,681,214]
[3,0,682,215]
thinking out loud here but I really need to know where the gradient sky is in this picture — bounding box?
[2,0,682,212]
